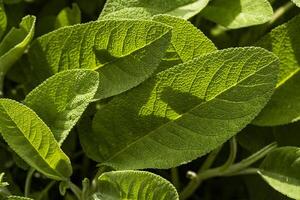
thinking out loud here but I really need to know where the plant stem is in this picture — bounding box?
[24,168,34,197]
[171,168,180,190]
[180,142,277,200]
[36,181,56,200]
[68,181,82,200]
[268,1,295,26]
[219,137,237,170]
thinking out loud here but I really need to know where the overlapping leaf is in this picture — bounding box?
[24,70,99,145]
[92,170,179,200]
[259,147,300,199]
[89,47,278,169]
[201,0,273,29]
[291,0,300,7]
[55,3,81,28]
[99,0,210,20]
[253,15,300,126]
[0,3,6,39]
[0,99,72,180]
[28,19,172,100]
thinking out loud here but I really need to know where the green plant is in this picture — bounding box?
[0,0,300,199]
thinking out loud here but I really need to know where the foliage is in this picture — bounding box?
[0,0,299,200]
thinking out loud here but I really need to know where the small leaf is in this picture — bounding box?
[152,14,217,72]
[259,147,300,199]
[0,99,72,180]
[201,0,273,29]
[92,170,179,200]
[99,0,210,20]
[0,172,8,187]
[24,69,99,145]
[253,15,300,126]
[7,196,34,200]
[0,15,35,95]
[0,3,7,39]
[291,0,300,7]
[28,19,171,100]
[55,3,81,28]
[90,47,278,169]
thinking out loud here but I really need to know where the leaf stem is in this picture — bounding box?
[268,1,295,26]
[24,168,34,197]
[36,181,56,200]
[180,142,277,200]
[68,181,82,200]
[171,168,180,190]
[219,137,237,171]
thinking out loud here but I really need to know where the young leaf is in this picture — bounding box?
[24,70,99,145]
[259,147,300,199]
[89,47,278,169]
[93,170,179,200]
[0,99,72,180]
[0,15,35,94]
[201,0,273,29]
[0,3,7,39]
[152,14,217,72]
[291,0,300,7]
[55,3,81,28]
[7,196,34,200]
[28,19,172,100]
[253,15,300,126]
[99,0,210,20]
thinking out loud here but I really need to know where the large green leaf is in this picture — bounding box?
[291,0,300,7]
[28,19,171,100]
[152,14,217,72]
[89,47,278,169]
[99,0,210,20]
[253,15,300,126]
[259,147,300,199]
[0,99,72,180]
[0,3,7,39]
[92,170,179,200]
[55,3,81,28]
[201,0,273,29]
[0,15,35,94]
[24,70,99,145]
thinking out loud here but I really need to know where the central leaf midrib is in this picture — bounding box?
[103,57,277,164]
[0,101,66,179]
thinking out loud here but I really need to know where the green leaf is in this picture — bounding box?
[259,147,300,199]
[28,19,171,100]
[0,99,72,180]
[92,170,179,200]
[55,3,81,29]
[90,47,278,169]
[0,15,35,94]
[99,0,209,20]
[152,14,217,72]
[0,3,7,39]
[0,173,8,187]
[7,196,33,200]
[24,69,99,145]
[253,15,300,126]
[291,0,300,7]
[201,0,273,29]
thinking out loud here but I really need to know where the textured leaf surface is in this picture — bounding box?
[0,99,72,180]
[152,15,216,72]
[0,3,6,39]
[0,15,35,80]
[24,70,99,145]
[92,170,179,200]
[259,147,300,199]
[253,15,300,126]
[292,0,300,7]
[7,196,34,200]
[90,47,278,169]
[28,19,171,100]
[55,3,81,28]
[99,0,209,20]
[201,0,273,29]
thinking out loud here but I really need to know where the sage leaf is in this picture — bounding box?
[291,0,300,7]
[55,3,81,28]
[259,147,300,199]
[24,70,99,145]
[92,170,179,200]
[152,14,217,72]
[0,15,35,94]
[253,15,300,126]
[0,3,6,39]
[201,0,273,29]
[0,99,72,180]
[90,47,278,169]
[28,19,172,100]
[99,0,209,20]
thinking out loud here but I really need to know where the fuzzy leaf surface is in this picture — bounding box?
[91,47,278,169]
